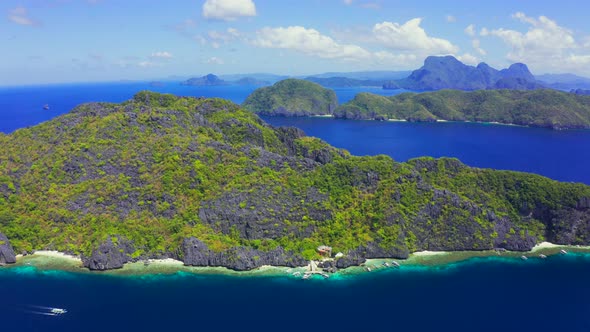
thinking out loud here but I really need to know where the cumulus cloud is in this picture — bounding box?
[251,22,461,68]
[456,53,479,65]
[202,0,256,21]
[484,12,590,73]
[446,15,456,23]
[206,57,224,65]
[253,26,372,61]
[150,51,173,59]
[372,18,459,54]
[8,6,40,26]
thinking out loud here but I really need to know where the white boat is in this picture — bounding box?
[539,254,547,259]
[521,255,528,260]
[51,308,67,315]
[560,249,568,255]
[302,273,311,280]
[391,261,400,267]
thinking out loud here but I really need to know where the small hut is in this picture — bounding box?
[317,245,332,257]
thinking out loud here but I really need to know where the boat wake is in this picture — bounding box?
[23,310,59,316]
[24,305,67,316]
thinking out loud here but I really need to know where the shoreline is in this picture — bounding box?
[279,114,589,130]
[2,242,590,278]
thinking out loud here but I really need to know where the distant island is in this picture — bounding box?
[384,55,543,91]
[180,74,229,86]
[0,91,589,272]
[180,74,270,87]
[174,57,590,93]
[243,78,590,129]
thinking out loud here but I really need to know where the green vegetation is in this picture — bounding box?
[0,91,588,262]
[242,79,338,116]
[334,89,590,129]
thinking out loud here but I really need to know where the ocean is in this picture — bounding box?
[1,82,590,331]
[2,254,590,332]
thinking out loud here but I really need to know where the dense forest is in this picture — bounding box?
[0,91,589,270]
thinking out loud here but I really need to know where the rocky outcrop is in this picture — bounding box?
[198,186,331,240]
[82,236,135,270]
[181,237,307,271]
[0,232,16,265]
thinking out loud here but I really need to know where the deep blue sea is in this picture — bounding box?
[2,255,590,332]
[2,82,590,331]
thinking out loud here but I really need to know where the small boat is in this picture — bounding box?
[391,261,400,267]
[383,262,390,267]
[43,104,50,110]
[320,272,330,279]
[560,249,568,255]
[539,254,547,259]
[521,255,528,260]
[302,273,311,280]
[365,267,372,272]
[292,271,301,277]
[50,308,67,315]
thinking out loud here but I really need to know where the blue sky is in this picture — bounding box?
[2,0,590,85]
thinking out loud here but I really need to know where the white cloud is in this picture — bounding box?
[202,0,256,21]
[253,26,372,61]
[8,6,39,26]
[372,19,459,54]
[472,39,486,55]
[484,12,590,73]
[464,24,475,37]
[150,51,173,59]
[456,53,479,65]
[446,15,456,23]
[206,57,224,65]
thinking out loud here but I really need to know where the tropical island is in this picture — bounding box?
[0,91,589,273]
[244,78,590,130]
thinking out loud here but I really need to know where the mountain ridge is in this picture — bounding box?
[386,55,544,91]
